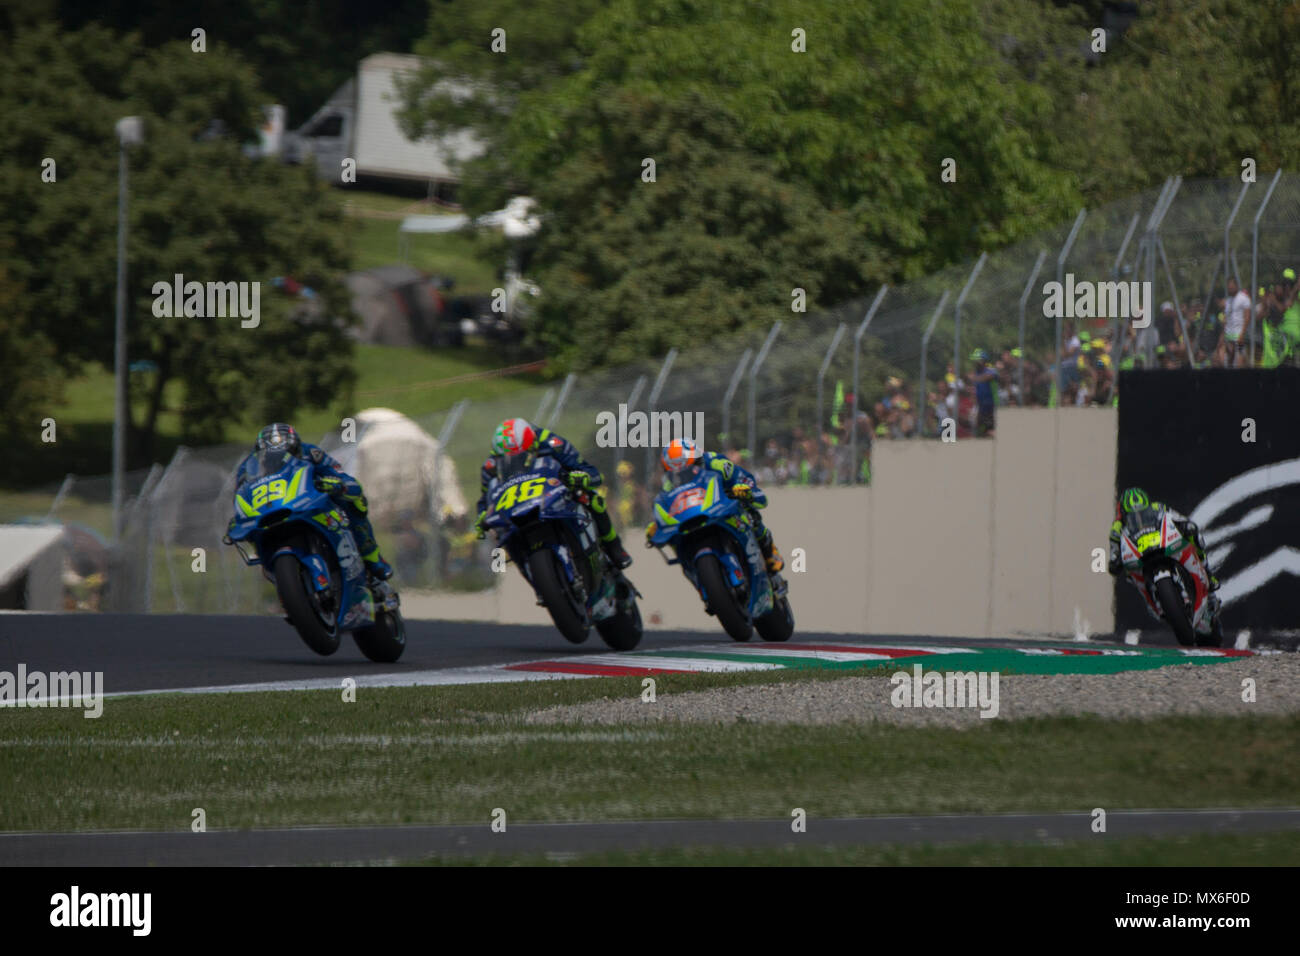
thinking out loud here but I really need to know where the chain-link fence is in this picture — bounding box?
[6,173,1299,610]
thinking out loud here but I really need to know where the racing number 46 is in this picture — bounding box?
[496,477,545,510]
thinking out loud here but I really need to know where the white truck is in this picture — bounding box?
[283,53,482,195]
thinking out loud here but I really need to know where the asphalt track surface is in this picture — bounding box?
[2,613,1294,865]
[0,613,1113,695]
[5,810,1299,866]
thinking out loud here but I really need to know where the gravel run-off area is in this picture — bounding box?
[525,654,1300,729]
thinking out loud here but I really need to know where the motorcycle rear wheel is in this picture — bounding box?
[353,608,407,662]
[755,593,795,642]
[596,597,643,651]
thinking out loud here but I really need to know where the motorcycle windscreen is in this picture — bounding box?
[662,464,704,489]
[1122,506,1161,538]
[495,451,539,481]
[253,448,296,478]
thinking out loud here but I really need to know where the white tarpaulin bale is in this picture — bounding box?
[328,408,467,524]
[0,524,65,610]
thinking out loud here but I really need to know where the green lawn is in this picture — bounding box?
[340,190,453,217]
[348,217,499,294]
[410,832,1300,866]
[340,186,501,294]
[1,670,1295,837]
[2,343,545,493]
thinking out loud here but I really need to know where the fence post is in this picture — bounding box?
[534,387,555,423]
[1115,179,1172,370]
[954,251,988,384]
[643,348,678,484]
[850,286,888,482]
[1055,209,1087,399]
[918,290,952,436]
[721,349,752,449]
[1018,251,1047,406]
[614,375,647,471]
[549,372,577,423]
[816,323,848,441]
[429,399,469,587]
[45,473,76,521]
[747,321,783,460]
[1251,169,1283,365]
[1155,237,1192,363]
[1145,176,1181,366]
[1221,179,1253,365]
[1108,213,1141,364]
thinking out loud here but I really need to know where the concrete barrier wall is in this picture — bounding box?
[404,407,1118,638]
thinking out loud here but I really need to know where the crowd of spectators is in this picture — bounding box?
[703,269,1300,488]
[582,270,1300,508]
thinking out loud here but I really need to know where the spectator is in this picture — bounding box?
[1156,301,1186,360]
[1198,297,1226,366]
[1223,277,1252,367]
[1280,268,1300,366]
[969,349,997,437]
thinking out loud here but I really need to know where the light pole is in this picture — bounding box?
[113,116,143,543]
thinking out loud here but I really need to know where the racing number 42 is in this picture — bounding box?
[495,477,546,511]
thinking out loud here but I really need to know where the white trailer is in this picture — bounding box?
[286,53,483,192]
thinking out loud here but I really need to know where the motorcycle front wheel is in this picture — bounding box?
[696,553,752,642]
[1153,575,1195,647]
[273,554,342,656]
[529,548,590,644]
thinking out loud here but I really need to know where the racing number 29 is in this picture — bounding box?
[495,477,545,511]
[250,478,289,509]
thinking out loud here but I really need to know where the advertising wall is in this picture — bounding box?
[407,406,1121,639]
[1114,368,1300,633]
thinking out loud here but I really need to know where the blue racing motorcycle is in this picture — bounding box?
[223,457,406,661]
[647,465,794,642]
[483,451,642,650]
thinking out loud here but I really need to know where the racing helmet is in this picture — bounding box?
[661,437,702,473]
[1119,487,1150,515]
[492,418,537,456]
[255,423,301,474]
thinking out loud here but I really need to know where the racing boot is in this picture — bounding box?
[602,534,633,570]
[363,553,393,582]
[364,555,400,611]
[591,497,632,569]
[757,527,784,574]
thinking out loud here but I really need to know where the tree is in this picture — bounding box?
[400,0,1082,366]
[0,251,62,456]
[40,0,430,126]
[0,25,356,470]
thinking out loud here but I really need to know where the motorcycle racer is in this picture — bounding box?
[234,423,395,587]
[651,437,785,573]
[1108,485,1220,616]
[475,417,633,569]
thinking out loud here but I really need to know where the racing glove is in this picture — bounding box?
[474,511,489,540]
[729,482,753,502]
[563,470,593,491]
[314,475,345,496]
[644,521,657,546]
